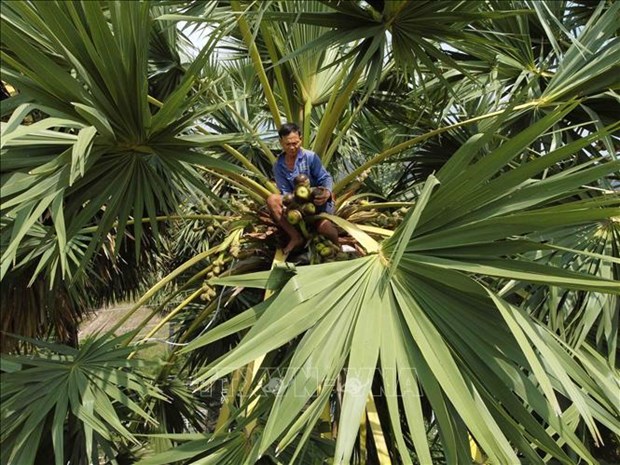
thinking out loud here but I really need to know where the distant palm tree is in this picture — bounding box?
[1,1,618,464]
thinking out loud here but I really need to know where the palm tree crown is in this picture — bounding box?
[1,1,619,464]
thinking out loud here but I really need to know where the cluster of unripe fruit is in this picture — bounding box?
[312,234,340,258]
[282,174,326,225]
[200,255,226,302]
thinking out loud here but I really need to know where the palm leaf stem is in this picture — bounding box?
[303,98,313,143]
[107,230,242,335]
[231,0,282,129]
[242,249,288,435]
[260,22,294,122]
[194,117,277,187]
[323,80,375,166]
[357,224,394,237]
[333,99,554,195]
[360,409,368,463]
[131,266,215,349]
[313,60,362,158]
[128,288,203,359]
[147,94,164,107]
[366,395,393,465]
[168,298,221,359]
[213,369,243,434]
[199,167,272,201]
[208,92,277,164]
[352,202,414,211]
[78,215,229,234]
[317,213,380,253]
[222,143,278,193]
[143,297,221,385]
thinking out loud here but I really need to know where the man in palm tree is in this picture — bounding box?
[267,122,339,255]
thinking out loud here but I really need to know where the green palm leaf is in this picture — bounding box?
[2,1,620,464]
[1,333,165,465]
[184,110,619,464]
[0,1,249,284]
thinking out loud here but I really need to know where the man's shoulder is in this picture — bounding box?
[274,152,286,166]
[300,148,319,161]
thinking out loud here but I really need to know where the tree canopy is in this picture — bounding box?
[1,1,619,464]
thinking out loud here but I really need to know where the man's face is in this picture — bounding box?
[280,132,302,158]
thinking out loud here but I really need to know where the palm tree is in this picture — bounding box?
[1,1,619,464]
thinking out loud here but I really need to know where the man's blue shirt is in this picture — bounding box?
[273,148,334,213]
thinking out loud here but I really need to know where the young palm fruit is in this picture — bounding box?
[301,202,316,216]
[282,193,295,206]
[287,209,303,225]
[294,173,310,187]
[319,245,333,257]
[295,184,311,201]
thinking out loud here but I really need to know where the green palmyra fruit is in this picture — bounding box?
[316,240,334,258]
[282,193,295,206]
[318,245,333,257]
[294,173,310,187]
[295,185,311,201]
[287,209,303,225]
[301,203,316,215]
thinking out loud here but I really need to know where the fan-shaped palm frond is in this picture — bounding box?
[173,108,619,464]
[1,333,165,465]
[0,1,248,284]
[2,1,619,464]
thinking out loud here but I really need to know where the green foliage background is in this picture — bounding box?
[1,1,619,464]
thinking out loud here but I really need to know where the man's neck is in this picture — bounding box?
[284,149,299,163]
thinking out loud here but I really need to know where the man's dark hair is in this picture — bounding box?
[278,122,301,138]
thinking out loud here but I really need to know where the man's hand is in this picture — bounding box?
[313,187,331,206]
